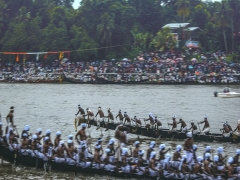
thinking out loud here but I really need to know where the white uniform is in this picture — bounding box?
[202,127,210,134]
[104,164,115,171]
[92,163,104,169]
[121,165,132,173]
[149,168,159,177]
[9,143,20,151]
[181,126,188,133]
[223,133,230,137]
[185,150,193,164]
[135,167,145,175]
[20,149,30,155]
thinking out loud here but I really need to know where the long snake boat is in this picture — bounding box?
[0,143,187,180]
[88,120,240,143]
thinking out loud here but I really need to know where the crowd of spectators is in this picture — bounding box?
[0,50,240,83]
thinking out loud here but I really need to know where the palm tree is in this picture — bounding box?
[97,12,115,57]
[175,0,190,23]
[215,0,232,52]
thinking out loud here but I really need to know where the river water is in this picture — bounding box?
[0,84,240,179]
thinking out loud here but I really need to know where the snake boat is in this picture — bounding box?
[88,120,240,143]
[0,143,188,180]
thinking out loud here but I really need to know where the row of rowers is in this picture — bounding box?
[1,126,240,179]
[75,106,240,136]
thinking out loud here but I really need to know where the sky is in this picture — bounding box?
[72,0,221,9]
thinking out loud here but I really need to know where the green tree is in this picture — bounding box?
[151,27,176,51]
[97,12,115,58]
[214,0,232,52]
[175,0,190,22]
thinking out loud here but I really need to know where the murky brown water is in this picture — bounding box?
[0,83,240,179]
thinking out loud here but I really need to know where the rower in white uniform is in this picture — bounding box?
[132,141,140,164]
[177,118,188,133]
[198,115,210,134]
[184,132,193,164]
[149,151,160,177]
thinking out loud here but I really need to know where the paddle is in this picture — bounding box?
[35,153,39,170]
[197,123,201,134]
[74,115,77,132]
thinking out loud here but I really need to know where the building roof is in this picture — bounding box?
[162,23,189,29]
[184,27,202,31]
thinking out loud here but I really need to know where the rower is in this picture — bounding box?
[132,116,141,128]
[123,112,131,125]
[154,117,162,130]
[54,131,62,149]
[203,146,212,160]
[68,134,74,147]
[162,153,175,179]
[75,123,87,145]
[95,106,104,130]
[31,134,40,157]
[225,121,233,131]
[105,108,114,131]
[217,147,227,173]
[78,144,92,168]
[171,145,182,170]
[179,155,191,179]
[120,127,131,148]
[75,105,86,127]
[233,120,240,136]
[168,116,177,132]
[21,125,30,139]
[103,148,116,172]
[192,144,198,162]
[45,129,53,145]
[159,144,171,165]
[106,139,116,164]
[211,155,223,179]
[149,151,160,177]
[133,141,140,164]
[66,139,77,165]
[221,123,231,137]
[114,124,123,146]
[173,145,182,161]
[184,132,193,164]
[54,140,66,163]
[95,138,103,155]
[85,108,94,128]
[191,156,204,179]
[20,133,30,155]
[233,149,240,167]
[146,141,156,163]
[39,136,52,162]
[177,118,188,133]
[93,143,104,169]
[8,127,20,151]
[6,106,14,128]
[120,147,134,174]
[188,120,198,134]
[134,150,147,175]
[227,157,239,179]
[36,128,43,144]
[115,110,124,124]
[203,153,213,178]
[145,113,155,129]
[198,115,210,134]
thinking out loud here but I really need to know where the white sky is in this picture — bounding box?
[73,0,220,9]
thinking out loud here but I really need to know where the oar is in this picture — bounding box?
[35,152,39,170]
[87,126,91,138]
[74,115,77,132]
[197,123,201,134]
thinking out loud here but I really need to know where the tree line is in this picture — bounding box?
[0,0,239,61]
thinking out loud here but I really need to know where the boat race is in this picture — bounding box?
[1,0,240,180]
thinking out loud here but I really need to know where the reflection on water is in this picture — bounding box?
[0,84,240,179]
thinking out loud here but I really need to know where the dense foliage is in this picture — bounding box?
[0,0,239,61]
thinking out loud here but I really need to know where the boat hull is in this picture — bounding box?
[88,120,240,143]
[217,92,240,98]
